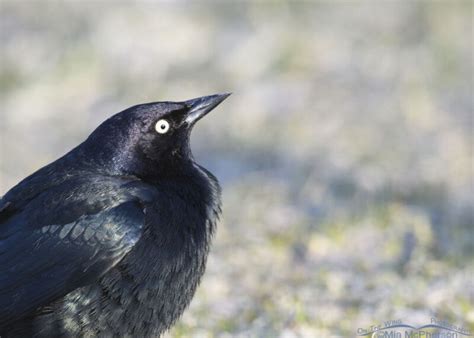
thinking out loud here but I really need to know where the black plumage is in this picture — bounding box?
[0,93,230,337]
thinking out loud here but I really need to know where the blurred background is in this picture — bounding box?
[0,1,472,337]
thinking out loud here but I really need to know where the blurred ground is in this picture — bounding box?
[0,1,473,337]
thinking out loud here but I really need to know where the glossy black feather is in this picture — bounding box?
[0,94,229,337]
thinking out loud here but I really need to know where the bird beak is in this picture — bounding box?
[184,93,231,125]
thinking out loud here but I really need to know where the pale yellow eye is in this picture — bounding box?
[155,119,170,134]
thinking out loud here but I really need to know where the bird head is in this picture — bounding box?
[80,93,231,179]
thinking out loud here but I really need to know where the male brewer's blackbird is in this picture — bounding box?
[0,93,230,337]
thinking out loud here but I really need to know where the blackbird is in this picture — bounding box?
[0,93,230,337]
